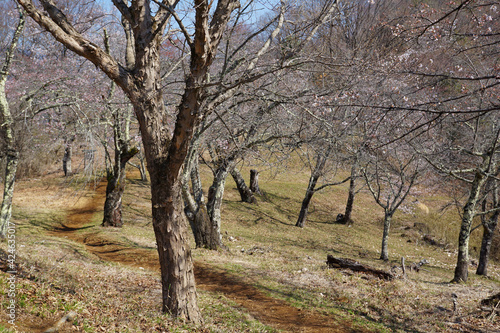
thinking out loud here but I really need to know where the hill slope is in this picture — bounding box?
[0,166,499,332]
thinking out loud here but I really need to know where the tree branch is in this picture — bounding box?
[17,0,132,91]
[314,176,351,193]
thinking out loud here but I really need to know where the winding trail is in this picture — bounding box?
[51,181,355,333]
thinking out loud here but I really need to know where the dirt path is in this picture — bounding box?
[51,182,354,333]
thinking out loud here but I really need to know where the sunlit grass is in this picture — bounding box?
[1,160,499,332]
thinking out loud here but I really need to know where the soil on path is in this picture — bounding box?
[51,181,356,333]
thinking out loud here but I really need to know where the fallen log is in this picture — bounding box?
[481,292,500,307]
[326,255,395,280]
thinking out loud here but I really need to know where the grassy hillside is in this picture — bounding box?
[0,162,499,332]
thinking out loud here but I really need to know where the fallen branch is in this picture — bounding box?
[326,255,394,280]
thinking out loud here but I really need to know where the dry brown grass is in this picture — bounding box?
[0,163,499,332]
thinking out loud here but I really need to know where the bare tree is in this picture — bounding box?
[15,0,249,321]
[421,113,500,282]
[14,0,343,319]
[363,146,419,261]
[101,29,138,228]
[178,0,339,247]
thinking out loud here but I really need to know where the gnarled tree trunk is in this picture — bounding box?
[453,169,487,283]
[183,147,222,250]
[231,167,256,203]
[101,31,137,228]
[17,0,243,322]
[102,147,137,227]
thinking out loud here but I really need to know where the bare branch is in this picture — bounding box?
[246,0,285,72]
[314,176,351,192]
[152,0,193,47]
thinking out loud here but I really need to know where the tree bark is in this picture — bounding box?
[477,180,499,276]
[181,133,215,249]
[231,168,256,203]
[296,151,330,228]
[150,170,200,320]
[250,169,262,195]
[343,161,359,224]
[184,148,223,250]
[206,163,232,249]
[0,151,18,238]
[190,154,204,206]
[476,220,497,276]
[0,8,24,238]
[380,212,392,261]
[296,174,319,228]
[62,144,72,176]
[453,169,487,283]
[102,147,137,227]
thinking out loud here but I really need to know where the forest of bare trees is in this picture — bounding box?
[0,0,499,326]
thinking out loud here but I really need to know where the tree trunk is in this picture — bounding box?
[0,9,23,238]
[181,133,215,249]
[453,169,487,283]
[206,164,231,249]
[102,171,125,227]
[187,204,212,249]
[190,154,204,205]
[296,174,319,228]
[102,147,137,227]
[296,151,330,228]
[128,59,202,321]
[150,169,200,320]
[138,85,202,320]
[343,161,358,224]
[476,222,496,276]
[380,212,392,261]
[477,180,499,276]
[0,151,18,237]
[231,167,256,203]
[138,150,147,181]
[476,209,499,276]
[62,144,72,176]
[101,33,136,228]
[184,148,223,250]
[250,169,262,195]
